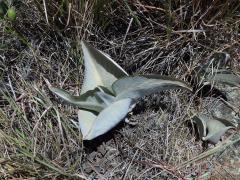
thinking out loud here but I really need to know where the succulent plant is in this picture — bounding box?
[191,53,239,144]
[47,41,192,140]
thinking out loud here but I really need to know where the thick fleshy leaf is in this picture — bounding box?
[81,41,128,94]
[192,52,232,86]
[193,115,236,144]
[192,115,207,138]
[202,68,231,74]
[78,110,97,138]
[112,75,192,100]
[201,53,231,70]
[202,119,233,144]
[83,98,133,140]
[95,91,115,105]
[193,53,239,87]
[212,115,238,127]
[205,72,240,87]
[49,86,106,112]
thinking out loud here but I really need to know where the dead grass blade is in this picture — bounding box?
[177,134,240,169]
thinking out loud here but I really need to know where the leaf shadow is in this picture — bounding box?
[195,84,227,100]
[133,96,168,114]
[83,95,169,153]
[83,121,125,153]
[186,120,209,149]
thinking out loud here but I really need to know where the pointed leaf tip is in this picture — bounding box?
[48,86,106,112]
[78,110,97,138]
[81,41,128,94]
[202,119,233,144]
[112,75,192,100]
[193,115,236,144]
[83,98,134,140]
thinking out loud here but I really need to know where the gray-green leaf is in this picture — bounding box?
[81,41,128,94]
[112,75,192,100]
[95,91,115,105]
[202,119,233,144]
[205,72,240,87]
[78,110,98,138]
[193,115,236,144]
[49,86,106,112]
[79,98,134,140]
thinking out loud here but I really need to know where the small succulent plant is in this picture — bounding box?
[47,41,192,140]
[192,53,239,144]
[194,53,240,87]
[193,114,237,144]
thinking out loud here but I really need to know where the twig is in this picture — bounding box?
[135,2,166,12]
[120,17,133,57]
[42,0,49,25]
[88,162,107,180]
[7,75,16,100]
[177,134,240,169]
[123,149,139,180]
[135,146,183,179]
[65,3,72,28]
[132,159,184,179]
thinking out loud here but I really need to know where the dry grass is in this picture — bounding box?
[1,0,240,179]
